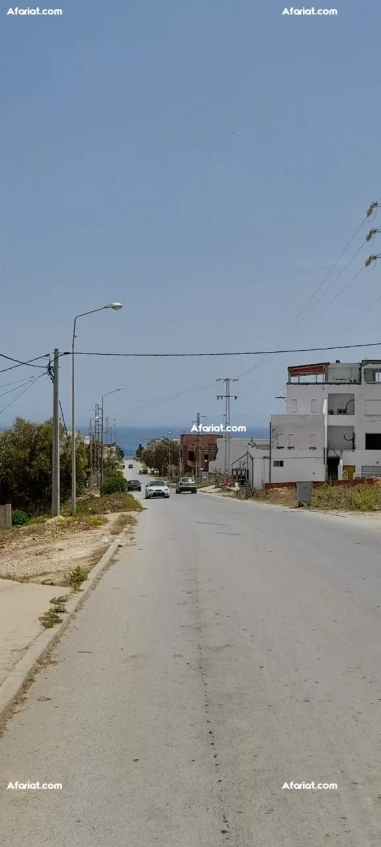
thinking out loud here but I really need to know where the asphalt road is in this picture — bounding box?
[1,461,381,846]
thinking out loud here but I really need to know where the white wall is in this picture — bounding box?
[270,414,325,483]
[270,456,325,484]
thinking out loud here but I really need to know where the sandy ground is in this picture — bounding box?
[0,514,120,585]
[0,580,72,687]
[0,513,130,690]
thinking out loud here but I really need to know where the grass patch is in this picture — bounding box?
[39,609,63,629]
[110,513,137,534]
[62,492,143,517]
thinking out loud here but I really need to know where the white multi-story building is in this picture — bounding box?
[270,360,381,483]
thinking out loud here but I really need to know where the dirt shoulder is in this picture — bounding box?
[0,492,142,690]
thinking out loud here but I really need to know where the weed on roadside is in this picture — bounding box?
[39,609,63,629]
[65,566,88,592]
[110,513,137,534]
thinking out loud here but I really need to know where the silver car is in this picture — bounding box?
[145,480,170,499]
[176,477,197,494]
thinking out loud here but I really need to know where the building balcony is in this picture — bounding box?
[328,393,355,417]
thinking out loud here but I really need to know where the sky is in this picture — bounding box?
[0,0,380,429]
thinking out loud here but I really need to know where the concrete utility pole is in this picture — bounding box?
[51,348,60,516]
[216,379,238,475]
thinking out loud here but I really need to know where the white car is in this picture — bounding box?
[144,480,170,499]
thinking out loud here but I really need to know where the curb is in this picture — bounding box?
[0,531,127,722]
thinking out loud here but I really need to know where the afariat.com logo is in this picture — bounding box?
[191,424,247,433]
[6,7,63,14]
[282,7,338,14]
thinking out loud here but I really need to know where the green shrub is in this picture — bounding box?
[351,486,378,511]
[101,475,127,495]
[12,509,30,526]
[65,566,88,591]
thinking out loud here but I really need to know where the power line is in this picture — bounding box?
[0,377,39,399]
[234,201,378,384]
[0,375,38,391]
[64,340,381,359]
[331,293,381,347]
[279,241,366,346]
[276,220,368,347]
[0,373,46,416]
[0,353,49,374]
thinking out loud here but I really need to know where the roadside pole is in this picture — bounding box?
[52,348,60,516]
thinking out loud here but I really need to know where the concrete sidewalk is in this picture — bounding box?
[0,580,71,687]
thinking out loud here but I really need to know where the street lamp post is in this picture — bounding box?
[100,387,124,489]
[71,302,122,515]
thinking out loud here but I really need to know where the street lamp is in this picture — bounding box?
[100,387,125,488]
[71,302,123,515]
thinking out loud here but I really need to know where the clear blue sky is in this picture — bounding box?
[1,0,380,428]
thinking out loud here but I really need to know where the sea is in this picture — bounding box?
[79,425,269,459]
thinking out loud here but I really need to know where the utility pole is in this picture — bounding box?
[51,349,60,516]
[192,413,206,483]
[94,404,101,487]
[195,413,200,483]
[216,379,238,475]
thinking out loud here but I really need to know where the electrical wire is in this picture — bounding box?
[0,374,40,390]
[0,373,46,415]
[66,340,381,359]
[330,292,381,347]
[0,376,39,399]
[276,222,368,347]
[284,266,365,344]
[0,353,49,374]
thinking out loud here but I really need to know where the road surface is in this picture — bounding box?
[1,461,381,846]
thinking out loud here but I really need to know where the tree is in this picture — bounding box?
[0,418,89,515]
[116,445,124,460]
[135,443,144,459]
[140,438,180,476]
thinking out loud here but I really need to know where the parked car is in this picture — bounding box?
[176,477,197,494]
[142,468,148,474]
[144,480,170,499]
[127,479,141,491]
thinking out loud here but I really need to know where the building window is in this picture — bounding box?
[288,434,294,448]
[311,399,317,413]
[310,433,316,450]
[277,434,284,448]
[291,399,297,413]
[273,460,284,467]
[365,433,381,450]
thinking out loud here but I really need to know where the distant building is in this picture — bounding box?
[180,433,221,476]
[209,437,270,488]
[270,360,381,483]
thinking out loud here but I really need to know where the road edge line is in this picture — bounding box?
[0,531,127,722]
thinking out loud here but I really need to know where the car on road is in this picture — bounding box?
[127,479,142,492]
[128,463,133,469]
[142,468,148,474]
[176,477,197,494]
[145,480,170,499]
